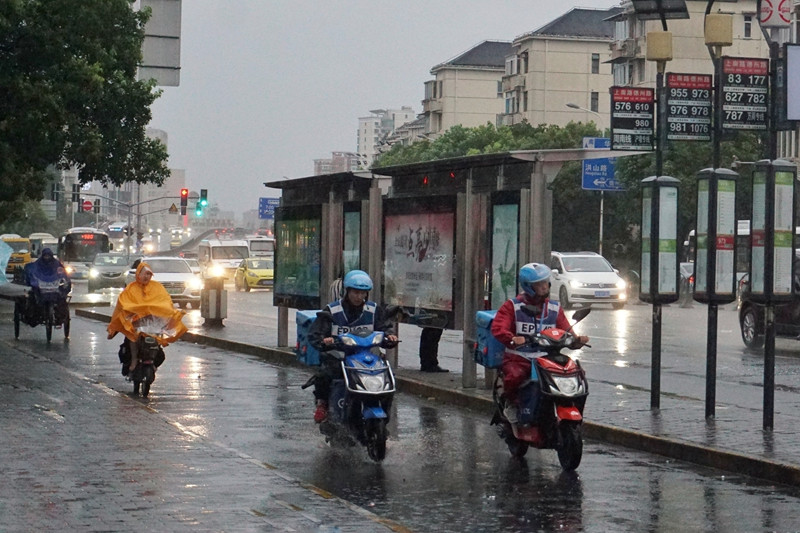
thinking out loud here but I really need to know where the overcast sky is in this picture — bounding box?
[148,1,618,216]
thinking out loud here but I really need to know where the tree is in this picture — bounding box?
[0,0,169,215]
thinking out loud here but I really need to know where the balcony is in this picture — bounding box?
[501,73,526,92]
[496,113,521,127]
[610,38,641,61]
[423,98,442,113]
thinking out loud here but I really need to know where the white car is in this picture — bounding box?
[549,251,627,310]
[126,256,203,309]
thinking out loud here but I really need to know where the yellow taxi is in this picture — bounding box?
[233,257,273,292]
[2,237,33,277]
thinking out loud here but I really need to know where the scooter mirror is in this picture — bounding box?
[572,308,591,323]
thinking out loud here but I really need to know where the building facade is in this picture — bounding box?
[357,107,416,167]
[421,40,513,136]
[499,7,621,130]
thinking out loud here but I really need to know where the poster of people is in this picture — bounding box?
[384,212,454,311]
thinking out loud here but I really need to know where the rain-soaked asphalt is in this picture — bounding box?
[4,284,800,532]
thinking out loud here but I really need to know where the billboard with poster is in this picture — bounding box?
[383,211,454,313]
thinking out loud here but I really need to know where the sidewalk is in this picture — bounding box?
[76,304,800,488]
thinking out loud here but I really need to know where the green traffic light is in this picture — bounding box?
[200,188,208,207]
[195,203,203,216]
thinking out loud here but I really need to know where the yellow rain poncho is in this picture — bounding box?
[107,262,188,346]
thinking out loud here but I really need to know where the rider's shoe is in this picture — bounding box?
[503,404,519,424]
[314,400,328,423]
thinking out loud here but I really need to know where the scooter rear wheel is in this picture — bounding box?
[557,422,583,471]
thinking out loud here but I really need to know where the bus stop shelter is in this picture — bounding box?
[266,148,643,388]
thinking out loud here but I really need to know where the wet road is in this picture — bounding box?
[8,284,800,532]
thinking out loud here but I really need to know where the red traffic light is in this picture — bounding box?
[180,188,189,198]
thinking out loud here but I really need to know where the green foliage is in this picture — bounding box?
[374,122,770,273]
[0,0,169,218]
[374,121,602,168]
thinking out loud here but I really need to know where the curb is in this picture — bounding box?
[75,307,800,487]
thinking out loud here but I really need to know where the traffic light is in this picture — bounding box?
[72,183,80,202]
[93,199,100,214]
[199,189,208,207]
[195,203,203,217]
[180,188,188,215]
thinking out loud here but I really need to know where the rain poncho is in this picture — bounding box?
[107,262,187,346]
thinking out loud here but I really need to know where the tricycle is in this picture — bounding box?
[14,274,71,342]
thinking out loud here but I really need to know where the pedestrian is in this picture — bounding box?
[419,327,448,372]
[308,269,398,422]
[491,262,588,423]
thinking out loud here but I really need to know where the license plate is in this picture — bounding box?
[595,290,610,297]
[167,288,181,295]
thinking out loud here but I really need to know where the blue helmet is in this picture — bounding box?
[343,269,373,291]
[518,263,550,296]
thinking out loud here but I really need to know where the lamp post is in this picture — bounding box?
[566,103,607,256]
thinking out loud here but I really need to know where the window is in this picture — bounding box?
[613,62,632,86]
[523,90,528,111]
[744,14,752,38]
[497,80,503,97]
[521,52,529,73]
[591,53,600,74]
[591,92,599,113]
[505,56,517,76]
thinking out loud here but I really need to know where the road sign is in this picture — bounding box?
[759,0,791,27]
[259,197,280,219]
[82,200,93,212]
[666,73,712,141]
[581,137,623,191]
[169,203,178,214]
[721,57,768,131]
[610,86,654,151]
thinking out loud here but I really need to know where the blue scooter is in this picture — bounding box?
[304,331,397,462]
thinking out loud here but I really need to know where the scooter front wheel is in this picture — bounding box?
[141,366,155,398]
[365,418,387,462]
[557,422,583,471]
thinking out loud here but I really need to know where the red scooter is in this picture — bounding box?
[491,307,590,470]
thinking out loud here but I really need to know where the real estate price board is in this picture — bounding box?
[666,73,712,141]
[721,57,768,131]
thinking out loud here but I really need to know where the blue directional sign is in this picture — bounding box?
[259,197,280,219]
[581,137,623,191]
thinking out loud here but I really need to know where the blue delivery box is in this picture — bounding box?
[295,310,322,366]
[474,310,505,368]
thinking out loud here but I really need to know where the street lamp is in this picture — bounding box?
[565,103,603,129]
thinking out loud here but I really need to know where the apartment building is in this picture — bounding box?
[499,7,622,130]
[357,107,416,167]
[421,40,513,136]
[608,1,768,87]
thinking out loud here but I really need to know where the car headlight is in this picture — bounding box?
[187,277,203,290]
[208,265,225,278]
[246,271,258,277]
[64,265,74,275]
[569,279,585,289]
[89,268,99,278]
[616,279,627,289]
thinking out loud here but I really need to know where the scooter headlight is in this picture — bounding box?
[371,332,384,346]
[339,336,357,347]
[361,375,385,392]
[552,375,582,396]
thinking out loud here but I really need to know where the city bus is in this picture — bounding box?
[58,228,111,279]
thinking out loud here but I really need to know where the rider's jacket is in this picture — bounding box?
[327,300,377,337]
[506,297,560,358]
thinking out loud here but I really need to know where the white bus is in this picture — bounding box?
[246,236,275,257]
